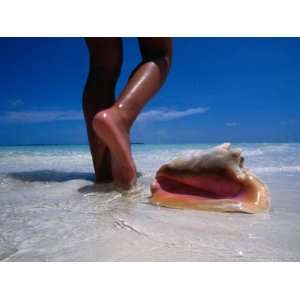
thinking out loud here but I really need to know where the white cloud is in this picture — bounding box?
[1,110,83,123]
[1,106,209,124]
[225,122,238,127]
[137,107,209,122]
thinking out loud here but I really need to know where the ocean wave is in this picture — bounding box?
[244,149,265,156]
[243,144,292,157]
[254,165,300,173]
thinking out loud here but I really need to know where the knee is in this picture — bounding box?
[142,52,172,81]
[140,38,172,71]
[143,51,171,69]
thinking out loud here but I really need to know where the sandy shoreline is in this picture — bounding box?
[1,143,300,261]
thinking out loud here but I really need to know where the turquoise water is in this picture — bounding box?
[0,143,300,261]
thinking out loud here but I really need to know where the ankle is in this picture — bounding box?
[111,104,132,130]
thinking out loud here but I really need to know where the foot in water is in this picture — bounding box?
[92,107,136,189]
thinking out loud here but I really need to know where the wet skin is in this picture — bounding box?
[83,38,172,188]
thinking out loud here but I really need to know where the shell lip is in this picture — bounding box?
[150,143,271,213]
[153,171,245,201]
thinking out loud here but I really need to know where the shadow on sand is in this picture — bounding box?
[7,169,95,183]
[7,169,144,194]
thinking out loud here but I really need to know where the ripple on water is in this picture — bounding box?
[0,143,300,261]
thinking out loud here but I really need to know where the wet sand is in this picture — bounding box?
[0,144,300,261]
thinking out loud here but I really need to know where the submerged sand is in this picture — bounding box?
[0,143,300,261]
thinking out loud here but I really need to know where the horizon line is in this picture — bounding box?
[0,141,299,147]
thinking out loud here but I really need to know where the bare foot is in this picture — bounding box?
[92,107,136,189]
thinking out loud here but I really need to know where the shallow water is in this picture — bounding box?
[0,143,300,261]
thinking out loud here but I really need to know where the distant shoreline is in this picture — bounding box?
[0,142,299,147]
[0,142,146,147]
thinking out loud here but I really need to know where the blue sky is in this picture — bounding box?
[0,37,300,145]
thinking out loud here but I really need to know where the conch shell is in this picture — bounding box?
[150,143,270,213]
